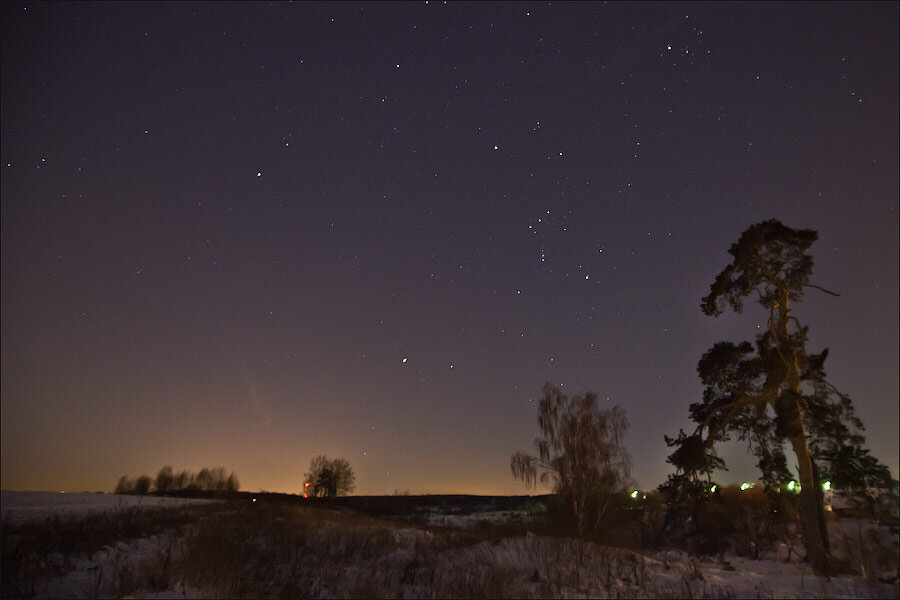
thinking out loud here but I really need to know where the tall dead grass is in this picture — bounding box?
[0,503,218,597]
[3,496,897,598]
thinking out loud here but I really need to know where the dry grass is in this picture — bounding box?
[3,497,897,598]
[1,500,704,598]
[0,503,217,597]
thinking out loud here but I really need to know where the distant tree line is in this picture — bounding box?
[114,466,239,496]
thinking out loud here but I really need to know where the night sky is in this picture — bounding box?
[2,2,897,496]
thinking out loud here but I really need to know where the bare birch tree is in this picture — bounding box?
[511,382,632,536]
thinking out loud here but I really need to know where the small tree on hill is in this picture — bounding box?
[511,382,632,536]
[666,219,893,575]
[304,455,356,497]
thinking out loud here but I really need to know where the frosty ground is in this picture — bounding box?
[1,491,897,598]
[0,491,214,522]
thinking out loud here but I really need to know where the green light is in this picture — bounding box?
[630,490,639,499]
[740,482,752,491]
[822,481,831,491]
[787,481,796,491]
[710,484,717,493]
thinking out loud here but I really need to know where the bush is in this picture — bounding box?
[658,483,800,558]
[528,502,547,516]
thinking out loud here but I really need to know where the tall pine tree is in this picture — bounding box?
[667,220,892,575]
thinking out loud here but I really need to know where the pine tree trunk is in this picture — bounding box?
[789,433,832,575]
[811,460,830,552]
[778,291,832,575]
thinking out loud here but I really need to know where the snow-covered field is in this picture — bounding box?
[1,491,897,599]
[0,491,213,523]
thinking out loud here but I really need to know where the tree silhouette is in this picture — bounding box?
[134,475,153,495]
[667,219,892,575]
[225,472,240,493]
[196,468,213,491]
[155,466,175,494]
[304,455,356,497]
[315,468,336,497]
[511,382,631,536]
[116,465,240,496]
[114,475,136,495]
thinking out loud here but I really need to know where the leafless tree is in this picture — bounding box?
[511,382,632,536]
[304,455,356,497]
[155,466,175,494]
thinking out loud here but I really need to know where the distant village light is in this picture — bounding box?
[740,482,753,491]
[822,480,831,491]
[630,490,639,499]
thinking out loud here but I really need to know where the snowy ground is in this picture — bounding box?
[424,510,525,529]
[2,491,897,599]
[0,491,213,523]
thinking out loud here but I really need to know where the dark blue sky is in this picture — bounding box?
[2,1,897,494]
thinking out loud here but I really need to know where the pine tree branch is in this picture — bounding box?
[695,393,759,445]
[803,284,840,297]
[756,256,787,289]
